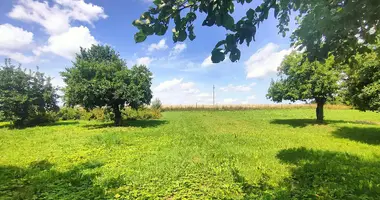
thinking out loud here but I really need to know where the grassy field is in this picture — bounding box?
[1,109,380,199]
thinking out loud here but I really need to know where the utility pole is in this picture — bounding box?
[213,85,215,106]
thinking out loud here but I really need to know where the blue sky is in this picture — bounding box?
[0,0,296,105]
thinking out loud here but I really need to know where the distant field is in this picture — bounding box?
[1,109,380,199]
[161,103,350,111]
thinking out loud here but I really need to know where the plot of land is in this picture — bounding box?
[1,109,380,199]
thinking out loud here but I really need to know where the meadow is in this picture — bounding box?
[1,108,380,199]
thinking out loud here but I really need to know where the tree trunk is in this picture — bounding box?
[113,104,122,126]
[316,100,324,122]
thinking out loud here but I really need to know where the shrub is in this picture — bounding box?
[19,110,58,127]
[91,107,105,121]
[58,106,161,122]
[79,108,93,121]
[122,107,161,120]
[103,107,115,122]
[151,98,162,110]
[58,107,81,120]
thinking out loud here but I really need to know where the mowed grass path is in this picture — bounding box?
[1,109,380,199]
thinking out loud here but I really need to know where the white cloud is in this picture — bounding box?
[201,55,213,67]
[170,43,187,56]
[0,50,35,63]
[148,39,168,52]
[8,0,107,35]
[136,56,153,66]
[0,24,35,63]
[153,78,212,105]
[220,83,256,92]
[0,24,33,50]
[55,0,107,24]
[154,78,183,92]
[38,26,97,60]
[245,43,292,78]
[223,98,238,104]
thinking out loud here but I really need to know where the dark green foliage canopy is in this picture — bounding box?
[345,52,380,112]
[267,52,341,121]
[133,0,380,63]
[0,59,58,126]
[267,53,341,103]
[61,45,153,125]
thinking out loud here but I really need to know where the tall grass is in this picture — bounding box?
[162,104,351,111]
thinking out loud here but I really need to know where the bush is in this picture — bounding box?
[58,107,81,120]
[79,108,93,121]
[122,107,161,120]
[151,98,162,110]
[58,106,161,122]
[16,110,58,127]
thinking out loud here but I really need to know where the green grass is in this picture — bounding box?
[1,109,380,199]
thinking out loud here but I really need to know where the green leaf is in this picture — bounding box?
[274,4,280,18]
[142,26,154,35]
[134,32,147,43]
[153,0,161,6]
[223,14,235,30]
[215,40,226,48]
[229,48,241,62]
[211,48,225,63]
[202,15,216,26]
[177,30,187,42]
[132,20,144,27]
[246,9,255,20]
[186,12,197,22]
[154,24,168,36]
[188,25,196,41]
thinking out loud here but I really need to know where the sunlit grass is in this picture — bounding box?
[1,109,380,199]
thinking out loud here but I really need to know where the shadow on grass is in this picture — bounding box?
[270,119,378,128]
[275,147,380,199]
[0,121,80,130]
[0,160,107,199]
[231,147,380,199]
[84,119,168,130]
[333,126,380,145]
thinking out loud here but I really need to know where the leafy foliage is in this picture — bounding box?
[0,59,59,127]
[133,0,380,63]
[267,52,341,120]
[345,51,380,112]
[61,45,153,125]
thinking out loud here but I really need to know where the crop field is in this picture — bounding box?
[1,108,380,199]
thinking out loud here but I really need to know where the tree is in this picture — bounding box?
[133,0,379,63]
[267,53,341,121]
[344,51,380,112]
[61,45,153,126]
[0,59,58,126]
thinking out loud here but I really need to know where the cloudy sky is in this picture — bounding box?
[0,0,296,105]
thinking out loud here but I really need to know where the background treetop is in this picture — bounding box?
[133,0,380,63]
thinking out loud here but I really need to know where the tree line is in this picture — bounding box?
[0,45,153,127]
